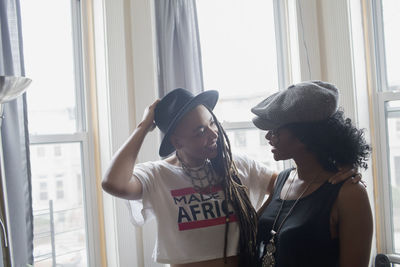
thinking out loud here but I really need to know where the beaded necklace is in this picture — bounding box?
[176,152,222,193]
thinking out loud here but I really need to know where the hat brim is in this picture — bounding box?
[252,116,279,131]
[159,90,219,157]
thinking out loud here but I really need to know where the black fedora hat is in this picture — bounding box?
[154,88,219,157]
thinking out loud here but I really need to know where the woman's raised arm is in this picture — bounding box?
[102,99,160,200]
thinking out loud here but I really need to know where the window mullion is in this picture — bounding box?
[71,0,86,133]
[221,121,256,131]
[80,134,101,267]
[372,0,388,91]
[29,133,87,144]
[376,94,394,252]
[379,91,400,102]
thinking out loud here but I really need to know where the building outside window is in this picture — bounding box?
[234,131,247,148]
[56,180,65,200]
[39,182,48,201]
[54,146,62,157]
[37,146,46,158]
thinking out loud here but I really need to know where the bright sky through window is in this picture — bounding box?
[197,0,279,123]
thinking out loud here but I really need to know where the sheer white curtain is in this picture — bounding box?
[0,0,33,266]
[154,0,204,96]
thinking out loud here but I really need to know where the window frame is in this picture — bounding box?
[27,0,102,265]
[369,0,400,254]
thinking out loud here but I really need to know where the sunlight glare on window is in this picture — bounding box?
[382,0,400,90]
[196,0,282,170]
[196,0,279,123]
[21,0,78,134]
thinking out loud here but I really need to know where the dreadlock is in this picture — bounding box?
[208,108,258,267]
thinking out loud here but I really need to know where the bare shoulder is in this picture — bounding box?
[338,179,369,202]
[336,178,373,267]
[336,179,371,217]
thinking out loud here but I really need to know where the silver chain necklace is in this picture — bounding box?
[262,169,318,267]
[176,152,222,192]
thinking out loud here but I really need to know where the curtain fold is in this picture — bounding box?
[0,0,33,265]
[154,0,204,96]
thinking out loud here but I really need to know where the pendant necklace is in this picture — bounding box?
[262,169,318,267]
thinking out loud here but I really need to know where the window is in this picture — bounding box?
[379,1,400,90]
[40,183,47,190]
[234,131,247,148]
[371,0,400,254]
[395,157,400,187]
[384,101,400,254]
[196,0,295,171]
[54,146,62,157]
[37,146,46,158]
[56,180,65,200]
[21,0,98,265]
[39,182,48,201]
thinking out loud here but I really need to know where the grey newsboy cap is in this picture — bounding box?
[251,80,339,130]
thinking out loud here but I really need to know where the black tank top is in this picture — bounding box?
[256,168,345,267]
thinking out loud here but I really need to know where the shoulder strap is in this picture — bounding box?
[273,168,293,195]
[257,168,293,216]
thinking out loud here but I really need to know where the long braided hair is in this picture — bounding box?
[208,108,258,267]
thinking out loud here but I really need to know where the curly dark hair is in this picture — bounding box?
[284,109,371,172]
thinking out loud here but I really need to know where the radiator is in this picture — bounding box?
[375,254,400,267]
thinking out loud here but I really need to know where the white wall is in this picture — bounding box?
[94,0,161,266]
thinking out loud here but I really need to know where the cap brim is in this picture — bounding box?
[252,116,279,131]
[159,90,219,157]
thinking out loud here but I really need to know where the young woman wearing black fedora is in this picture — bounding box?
[102,88,361,267]
[251,81,373,267]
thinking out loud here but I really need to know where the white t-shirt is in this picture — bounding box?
[127,154,274,264]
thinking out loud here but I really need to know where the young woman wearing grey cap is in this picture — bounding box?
[252,81,373,267]
[102,88,359,267]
